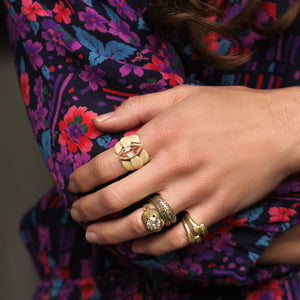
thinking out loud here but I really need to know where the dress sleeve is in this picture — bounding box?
[4,0,201,210]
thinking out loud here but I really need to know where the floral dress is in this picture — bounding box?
[3,0,300,299]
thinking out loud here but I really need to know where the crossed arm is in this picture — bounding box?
[69,84,300,259]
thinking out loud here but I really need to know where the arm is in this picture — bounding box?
[69,84,300,254]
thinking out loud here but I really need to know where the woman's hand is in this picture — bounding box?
[69,85,300,255]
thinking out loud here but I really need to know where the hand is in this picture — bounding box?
[69,85,299,255]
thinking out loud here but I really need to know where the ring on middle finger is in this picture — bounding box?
[150,195,177,226]
[114,134,149,171]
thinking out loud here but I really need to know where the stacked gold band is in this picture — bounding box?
[182,212,208,244]
[150,195,177,226]
[114,134,149,171]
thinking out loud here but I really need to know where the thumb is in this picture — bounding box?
[93,87,182,132]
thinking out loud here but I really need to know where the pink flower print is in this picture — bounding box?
[269,207,297,223]
[108,20,140,45]
[21,0,48,22]
[78,7,108,32]
[119,63,143,77]
[14,13,31,39]
[53,0,71,24]
[58,106,101,153]
[79,65,107,91]
[20,72,30,106]
[25,40,43,70]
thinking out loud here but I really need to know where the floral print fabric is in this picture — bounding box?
[3,0,300,298]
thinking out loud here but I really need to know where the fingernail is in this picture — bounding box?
[69,179,79,193]
[86,230,99,243]
[70,207,81,222]
[94,111,114,123]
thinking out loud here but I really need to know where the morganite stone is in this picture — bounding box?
[120,145,141,160]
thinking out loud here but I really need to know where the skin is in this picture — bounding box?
[69,85,300,263]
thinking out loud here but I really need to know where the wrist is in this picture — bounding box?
[270,87,300,176]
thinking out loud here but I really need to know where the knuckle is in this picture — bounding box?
[76,199,90,220]
[91,156,115,180]
[172,226,190,248]
[100,188,123,212]
[121,96,141,111]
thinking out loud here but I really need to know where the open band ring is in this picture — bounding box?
[150,195,177,226]
[182,212,208,244]
[114,134,149,171]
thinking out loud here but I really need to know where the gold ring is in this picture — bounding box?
[182,212,207,244]
[150,195,177,226]
[114,134,149,171]
[141,204,165,232]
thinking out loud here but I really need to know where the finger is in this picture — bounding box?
[69,147,125,193]
[70,161,165,222]
[92,85,197,132]
[85,207,151,244]
[69,128,157,194]
[131,206,215,256]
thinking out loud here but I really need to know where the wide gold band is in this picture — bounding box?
[114,134,149,171]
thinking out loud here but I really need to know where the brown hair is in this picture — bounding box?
[144,0,300,69]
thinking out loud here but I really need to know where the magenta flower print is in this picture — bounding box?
[25,40,43,70]
[79,65,107,91]
[139,79,168,93]
[73,152,91,170]
[108,20,140,45]
[41,20,81,56]
[119,63,143,77]
[28,102,48,137]
[78,7,108,32]
[57,146,73,177]
[14,13,31,39]
[34,76,43,102]
[108,0,137,21]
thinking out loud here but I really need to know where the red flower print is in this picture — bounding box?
[269,207,297,223]
[58,106,101,153]
[21,0,48,22]
[20,72,30,106]
[79,277,97,299]
[53,0,71,24]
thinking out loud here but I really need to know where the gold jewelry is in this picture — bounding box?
[114,134,149,171]
[182,217,202,243]
[150,195,176,226]
[142,204,165,232]
[182,212,208,244]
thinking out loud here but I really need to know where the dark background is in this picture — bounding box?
[0,2,52,299]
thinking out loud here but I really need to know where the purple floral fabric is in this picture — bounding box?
[3,0,300,298]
